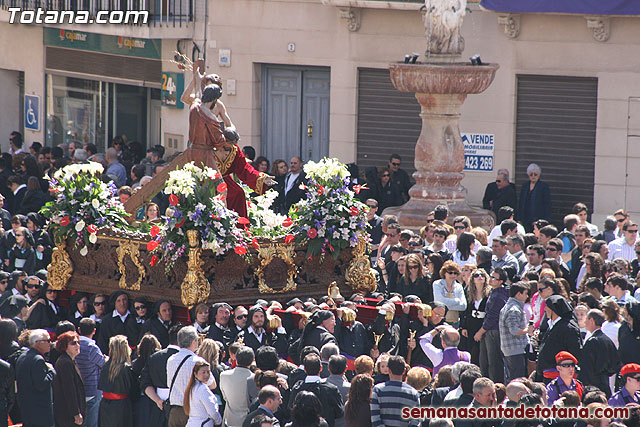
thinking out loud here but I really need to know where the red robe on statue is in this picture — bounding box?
[214,145,267,218]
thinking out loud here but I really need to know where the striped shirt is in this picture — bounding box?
[76,335,106,397]
[370,380,420,427]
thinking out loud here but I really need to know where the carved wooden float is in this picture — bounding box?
[48,231,377,308]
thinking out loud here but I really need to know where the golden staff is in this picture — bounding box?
[407,329,417,365]
[373,332,384,350]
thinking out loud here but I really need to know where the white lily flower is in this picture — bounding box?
[75,220,86,232]
[80,246,88,256]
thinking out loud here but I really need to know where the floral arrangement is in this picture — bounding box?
[289,158,369,258]
[40,162,129,255]
[147,162,250,271]
[246,189,289,240]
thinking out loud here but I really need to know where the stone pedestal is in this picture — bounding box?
[385,63,499,231]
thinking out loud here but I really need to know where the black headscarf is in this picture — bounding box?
[626,300,640,338]
[0,294,27,318]
[546,295,573,319]
[301,309,334,345]
[248,304,266,325]
[109,290,129,312]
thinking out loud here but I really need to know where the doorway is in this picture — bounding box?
[261,65,330,163]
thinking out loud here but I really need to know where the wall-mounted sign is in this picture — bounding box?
[462,133,494,171]
[161,72,184,109]
[25,94,40,131]
[44,28,161,59]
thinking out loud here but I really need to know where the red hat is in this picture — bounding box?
[555,351,578,365]
[621,363,640,377]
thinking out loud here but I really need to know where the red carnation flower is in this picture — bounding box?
[147,240,159,251]
[234,246,247,255]
[350,206,360,216]
[60,216,70,227]
[176,218,185,228]
[87,224,98,234]
[317,186,324,195]
[238,217,250,225]
[150,255,159,267]
[217,182,228,193]
[150,225,160,238]
[285,234,295,244]
[251,238,259,249]
[169,194,179,206]
[307,228,318,239]
[283,218,293,228]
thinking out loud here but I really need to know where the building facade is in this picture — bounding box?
[1,0,639,227]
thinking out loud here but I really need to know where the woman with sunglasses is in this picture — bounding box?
[374,167,402,213]
[460,268,490,364]
[518,163,551,232]
[432,261,466,328]
[8,226,35,275]
[397,253,432,304]
[26,281,65,330]
[53,331,85,427]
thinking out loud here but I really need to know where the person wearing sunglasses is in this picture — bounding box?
[608,363,640,407]
[460,268,490,365]
[15,328,56,427]
[432,261,466,329]
[90,294,109,326]
[608,221,640,263]
[375,167,403,213]
[232,306,249,335]
[387,153,411,204]
[8,225,35,276]
[545,351,583,405]
[26,281,65,330]
[53,331,85,427]
[613,209,630,239]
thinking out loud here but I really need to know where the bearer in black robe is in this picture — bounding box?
[97,291,140,355]
[206,302,234,349]
[399,301,447,368]
[333,305,370,359]
[139,300,174,348]
[367,301,401,358]
[234,305,288,354]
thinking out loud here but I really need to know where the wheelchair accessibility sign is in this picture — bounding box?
[24,94,40,131]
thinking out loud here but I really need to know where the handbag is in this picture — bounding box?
[163,354,191,419]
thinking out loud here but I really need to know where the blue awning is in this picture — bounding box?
[480,0,640,15]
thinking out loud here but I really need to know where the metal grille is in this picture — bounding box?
[356,68,420,176]
[46,46,161,84]
[515,74,598,227]
[0,0,193,26]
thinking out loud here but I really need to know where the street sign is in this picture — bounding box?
[24,94,40,131]
[161,72,184,109]
[462,133,494,171]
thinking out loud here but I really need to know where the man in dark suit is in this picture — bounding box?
[7,176,26,217]
[289,354,344,427]
[140,324,183,427]
[97,291,140,354]
[15,328,56,427]
[579,309,619,397]
[140,300,174,348]
[282,157,307,213]
[482,169,517,218]
[387,154,412,204]
[234,305,288,354]
[243,385,282,427]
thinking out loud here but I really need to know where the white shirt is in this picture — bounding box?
[89,314,103,324]
[185,382,222,427]
[608,237,638,262]
[156,345,181,400]
[285,172,300,194]
[602,321,621,349]
[418,332,444,366]
[453,250,477,269]
[112,309,130,323]
[488,222,526,242]
[248,325,264,343]
[167,348,213,406]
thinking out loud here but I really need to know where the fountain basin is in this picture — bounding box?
[389,62,499,95]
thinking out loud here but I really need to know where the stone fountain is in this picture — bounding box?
[386,0,498,230]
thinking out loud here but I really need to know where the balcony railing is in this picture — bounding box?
[0,0,193,26]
